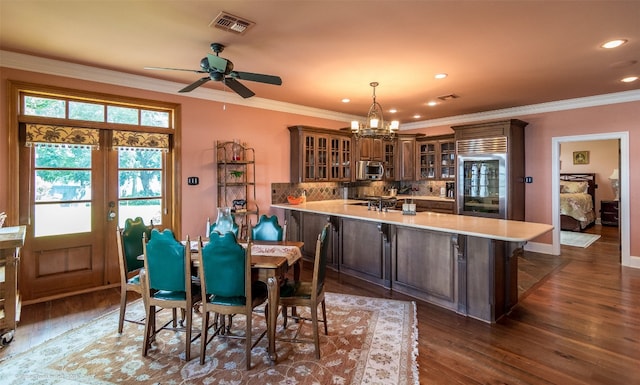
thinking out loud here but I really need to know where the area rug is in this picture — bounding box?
[0,292,418,385]
[560,230,601,248]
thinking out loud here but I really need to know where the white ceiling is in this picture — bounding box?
[1,1,639,124]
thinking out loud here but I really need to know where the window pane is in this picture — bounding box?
[141,110,170,128]
[107,105,139,124]
[24,96,65,118]
[35,145,92,168]
[118,149,161,169]
[119,170,161,198]
[69,101,104,122]
[118,199,162,228]
[34,202,91,237]
[35,170,91,202]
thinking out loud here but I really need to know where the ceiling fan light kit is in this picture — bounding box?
[351,82,400,140]
[145,42,282,98]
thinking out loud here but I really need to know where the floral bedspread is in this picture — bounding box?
[560,192,595,228]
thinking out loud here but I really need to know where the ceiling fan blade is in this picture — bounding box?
[206,53,232,74]
[144,66,206,74]
[224,77,255,98]
[179,77,211,93]
[231,71,282,85]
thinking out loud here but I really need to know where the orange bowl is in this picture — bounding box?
[287,195,305,205]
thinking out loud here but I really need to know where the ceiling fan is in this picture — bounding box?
[145,43,282,98]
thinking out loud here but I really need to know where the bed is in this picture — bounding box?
[560,173,597,232]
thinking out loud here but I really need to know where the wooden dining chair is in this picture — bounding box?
[278,223,330,359]
[116,217,152,333]
[141,229,201,361]
[251,214,287,241]
[196,232,268,369]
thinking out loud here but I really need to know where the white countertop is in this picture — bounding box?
[272,200,553,243]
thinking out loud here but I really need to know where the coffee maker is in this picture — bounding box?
[445,182,455,198]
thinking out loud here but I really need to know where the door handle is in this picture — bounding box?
[107,201,116,221]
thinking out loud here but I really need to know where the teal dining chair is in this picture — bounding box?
[251,214,286,241]
[116,217,152,333]
[196,231,268,369]
[141,228,201,361]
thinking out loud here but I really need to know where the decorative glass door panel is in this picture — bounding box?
[439,141,456,179]
[457,155,506,218]
[419,142,436,179]
[304,134,315,180]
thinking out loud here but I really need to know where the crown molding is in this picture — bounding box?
[3,50,638,129]
[401,89,640,130]
[0,50,359,123]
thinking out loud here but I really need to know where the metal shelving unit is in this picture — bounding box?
[215,141,258,239]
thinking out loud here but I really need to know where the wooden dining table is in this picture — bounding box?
[145,239,304,363]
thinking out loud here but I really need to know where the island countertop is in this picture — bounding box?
[272,200,553,243]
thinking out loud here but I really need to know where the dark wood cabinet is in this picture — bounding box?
[383,140,396,180]
[600,200,619,226]
[339,217,389,288]
[357,137,384,161]
[396,135,416,181]
[417,134,455,180]
[415,199,455,214]
[289,125,352,182]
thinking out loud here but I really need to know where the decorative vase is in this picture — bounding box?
[215,207,235,235]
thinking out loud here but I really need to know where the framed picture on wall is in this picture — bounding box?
[573,151,589,165]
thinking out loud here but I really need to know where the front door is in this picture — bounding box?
[15,88,176,301]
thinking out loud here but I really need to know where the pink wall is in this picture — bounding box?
[0,68,345,238]
[1,67,638,256]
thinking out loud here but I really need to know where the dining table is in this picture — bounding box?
[170,239,304,363]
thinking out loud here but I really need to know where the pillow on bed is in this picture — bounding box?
[560,181,589,194]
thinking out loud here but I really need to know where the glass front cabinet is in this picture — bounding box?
[417,134,455,180]
[289,125,352,182]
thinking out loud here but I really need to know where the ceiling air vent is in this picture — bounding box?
[209,12,255,35]
[437,94,460,101]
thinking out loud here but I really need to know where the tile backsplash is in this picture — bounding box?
[271,180,455,203]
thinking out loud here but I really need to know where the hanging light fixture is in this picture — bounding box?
[351,82,400,139]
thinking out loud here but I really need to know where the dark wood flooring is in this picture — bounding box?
[2,224,638,384]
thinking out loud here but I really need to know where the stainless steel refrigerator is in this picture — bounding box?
[457,137,508,219]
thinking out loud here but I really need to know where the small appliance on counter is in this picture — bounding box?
[445,182,455,198]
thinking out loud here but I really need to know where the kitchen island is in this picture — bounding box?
[272,200,553,323]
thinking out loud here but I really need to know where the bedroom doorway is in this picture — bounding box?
[552,132,632,267]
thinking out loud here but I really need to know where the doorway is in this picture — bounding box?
[551,132,633,267]
[10,83,180,302]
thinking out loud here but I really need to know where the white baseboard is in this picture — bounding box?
[524,241,556,255]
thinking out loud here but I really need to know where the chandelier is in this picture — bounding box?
[351,82,400,139]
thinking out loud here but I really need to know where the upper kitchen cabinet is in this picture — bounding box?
[383,140,396,180]
[289,125,352,183]
[396,135,417,181]
[356,137,384,161]
[417,134,455,180]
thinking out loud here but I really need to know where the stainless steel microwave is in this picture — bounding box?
[356,160,384,180]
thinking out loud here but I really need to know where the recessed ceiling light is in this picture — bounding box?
[342,98,350,103]
[389,108,397,113]
[413,114,421,119]
[427,101,437,107]
[601,39,628,49]
[621,76,638,83]
[434,73,448,79]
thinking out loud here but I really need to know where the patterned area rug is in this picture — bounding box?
[0,293,418,384]
[560,230,601,248]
